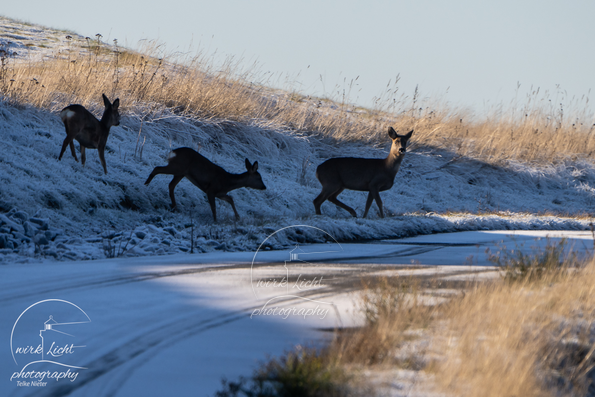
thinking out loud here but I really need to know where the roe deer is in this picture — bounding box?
[144,147,266,222]
[58,94,120,174]
[314,127,413,218]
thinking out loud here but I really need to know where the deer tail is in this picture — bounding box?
[167,150,177,163]
[60,108,75,123]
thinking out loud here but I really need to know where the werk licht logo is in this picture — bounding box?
[250,225,343,321]
[10,299,91,387]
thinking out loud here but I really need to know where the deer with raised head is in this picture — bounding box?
[144,147,266,222]
[314,127,413,218]
[58,94,120,174]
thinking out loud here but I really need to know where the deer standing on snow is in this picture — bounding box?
[144,147,266,222]
[314,127,413,218]
[58,94,120,174]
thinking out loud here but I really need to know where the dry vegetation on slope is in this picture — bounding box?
[1,24,594,165]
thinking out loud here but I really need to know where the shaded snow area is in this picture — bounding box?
[1,99,595,263]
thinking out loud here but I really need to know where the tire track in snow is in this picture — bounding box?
[9,244,460,397]
[0,244,441,304]
[0,264,233,304]
[21,291,333,397]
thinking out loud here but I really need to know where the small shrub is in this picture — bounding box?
[214,346,350,397]
[330,277,434,366]
[488,238,576,283]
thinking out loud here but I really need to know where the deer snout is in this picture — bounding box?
[253,179,267,190]
[398,147,406,153]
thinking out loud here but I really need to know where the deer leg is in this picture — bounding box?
[98,144,107,174]
[59,123,78,162]
[145,166,170,185]
[313,187,335,215]
[313,193,326,215]
[363,192,374,218]
[328,189,357,217]
[207,193,217,222]
[59,136,77,162]
[145,164,186,185]
[80,146,86,167]
[69,141,78,161]
[145,167,163,185]
[167,175,184,210]
[372,190,384,218]
[219,195,240,221]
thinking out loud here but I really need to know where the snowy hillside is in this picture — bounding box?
[1,17,595,263]
[0,16,82,61]
[1,99,594,263]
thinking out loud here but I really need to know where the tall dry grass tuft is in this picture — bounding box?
[330,277,436,367]
[323,242,595,396]
[1,33,595,163]
[488,238,577,283]
[0,37,383,140]
[215,345,352,397]
[434,253,595,396]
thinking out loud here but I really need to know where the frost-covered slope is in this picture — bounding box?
[1,17,595,262]
[1,97,595,263]
[0,15,83,61]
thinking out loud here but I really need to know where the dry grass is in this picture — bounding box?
[330,277,436,367]
[1,35,594,164]
[0,38,381,140]
[333,243,595,396]
[433,259,595,397]
[214,248,595,396]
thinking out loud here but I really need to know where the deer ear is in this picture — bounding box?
[102,94,110,108]
[252,161,258,172]
[405,130,413,139]
[113,98,120,109]
[388,126,398,139]
[245,158,251,171]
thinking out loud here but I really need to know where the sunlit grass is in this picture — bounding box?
[1,32,594,164]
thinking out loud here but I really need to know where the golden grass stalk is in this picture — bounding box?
[324,242,595,396]
[1,35,594,163]
[431,250,595,396]
[434,266,590,396]
[330,277,436,367]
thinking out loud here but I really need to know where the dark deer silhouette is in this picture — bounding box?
[58,94,120,174]
[145,147,266,222]
[314,127,413,218]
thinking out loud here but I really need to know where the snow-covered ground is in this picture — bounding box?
[1,230,592,397]
[1,96,595,263]
[2,15,595,396]
[0,15,90,61]
[1,18,595,262]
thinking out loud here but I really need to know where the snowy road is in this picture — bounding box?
[1,230,592,397]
